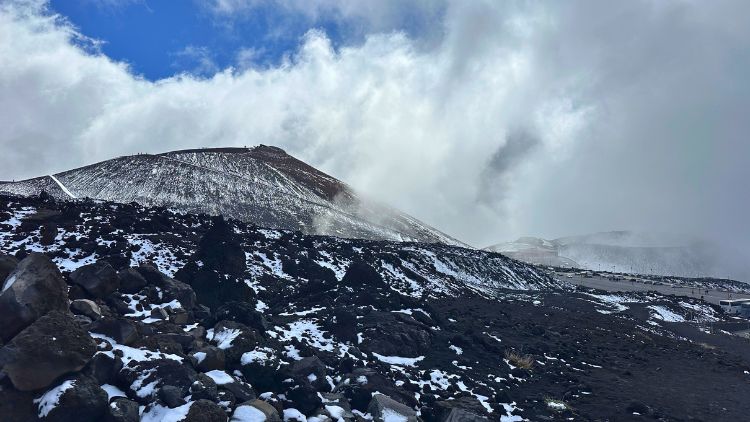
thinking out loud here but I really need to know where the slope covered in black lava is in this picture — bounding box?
[0,193,748,421]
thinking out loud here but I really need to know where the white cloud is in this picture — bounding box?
[1,0,749,281]
[172,45,220,76]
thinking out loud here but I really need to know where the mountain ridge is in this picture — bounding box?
[0,146,463,246]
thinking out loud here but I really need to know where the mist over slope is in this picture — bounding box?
[487,231,747,282]
[0,146,461,245]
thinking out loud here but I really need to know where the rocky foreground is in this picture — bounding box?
[0,193,749,421]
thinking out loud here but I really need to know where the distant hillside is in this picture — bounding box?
[486,231,746,281]
[0,146,462,245]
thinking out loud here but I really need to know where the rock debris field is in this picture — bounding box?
[0,193,748,421]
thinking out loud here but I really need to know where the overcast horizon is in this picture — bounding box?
[1,0,749,278]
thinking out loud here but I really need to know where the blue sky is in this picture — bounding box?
[49,0,346,79]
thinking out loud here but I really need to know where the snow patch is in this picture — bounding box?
[34,379,75,418]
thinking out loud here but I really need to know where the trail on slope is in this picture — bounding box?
[49,174,76,198]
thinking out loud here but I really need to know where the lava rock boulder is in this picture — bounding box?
[0,253,18,282]
[36,376,108,422]
[70,261,120,299]
[0,253,69,342]
[0,311,97,391]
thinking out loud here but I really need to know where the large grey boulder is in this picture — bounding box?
[0,311,97,391]
[231,399,282,422]
[0,253,69,342]
[367,394,418,422]
[70,261,119,299]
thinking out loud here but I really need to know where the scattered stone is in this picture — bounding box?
[427,400,489,422]
[136,265,196,310]
[210,320,263,364]
[170,308,189,324]
[328,309,357,343]
[150,307,169,320]
[358,312,432,357]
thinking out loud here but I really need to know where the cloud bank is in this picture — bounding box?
[1,0,749,279]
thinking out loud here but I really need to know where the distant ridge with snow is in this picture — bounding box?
[486,231,747,282]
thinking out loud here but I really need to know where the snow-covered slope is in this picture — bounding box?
[0,146,461,245]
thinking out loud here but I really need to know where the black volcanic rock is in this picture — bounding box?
[39,221,58,246]
[89,317,139,345]
[0,253,69,342]
[117,268,147,294]
[0,311,97,391]
[0,253,18,283]
[184,399,226,422]
[40,376,108,422]
[214,301,268,332]
[107,398,140,422]
[368,394,418,422]
[0,385,38,422]
[136,265,196,310]
[70,261,119,299]
[358,312,432,357]
[70,298,102,320]
[175,263,253,311]
[0,194,747,421]
[118,359,197,403]
[196,216,246,276]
